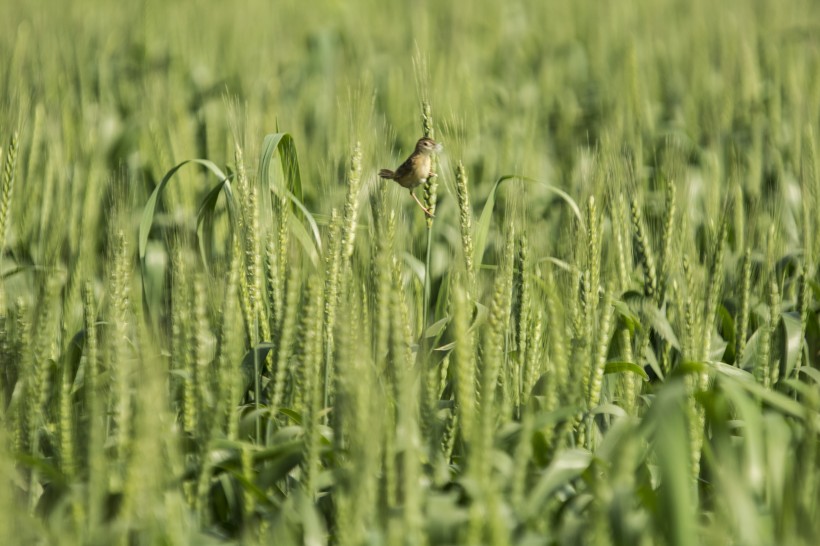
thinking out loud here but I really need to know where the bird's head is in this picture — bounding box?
[415,137,442,155]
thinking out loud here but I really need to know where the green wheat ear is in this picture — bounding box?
[631,199,658,303]
[300,276,325,499]
[421,101,438,225]
[735,247,752,367]
[0,131,18,257]
[452,281,476,445]
[455,161,475,288]
[340,141,363,264]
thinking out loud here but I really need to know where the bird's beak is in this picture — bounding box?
[434,142,443,153]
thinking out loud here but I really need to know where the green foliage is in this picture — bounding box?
[2,0,820,544]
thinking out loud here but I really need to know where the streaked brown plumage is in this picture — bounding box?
[379,137,441,216]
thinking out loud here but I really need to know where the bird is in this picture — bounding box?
[379,137,442,216]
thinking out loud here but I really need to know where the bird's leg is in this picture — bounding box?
[410,190,435,217]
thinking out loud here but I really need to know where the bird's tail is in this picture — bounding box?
[378,169,394,179]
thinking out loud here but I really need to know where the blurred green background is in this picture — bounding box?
[3,0,820,268]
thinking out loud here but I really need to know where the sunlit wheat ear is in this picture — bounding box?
[236,241,254,348]
[107,230,132,484]
[455,161,475,287]
[586,196,601,311]
[271,266,299,413]
[244,170,269,347]
[340,142,363,264]
[172,246,195,436]
[265,236,282,333]
[574,270,593,405]
[586,290,615,415]
[421,101,438,225]
[631,199,657,302]
[373,211,396,372]
[0,131,18,257]
[299,277,324,499]
[681,256,697,359]
[479,227,514,446]
[766,277,781,387]
[512,233,530,414]
[192,274,212,434]
[701,215,727,365]
[756,238,780,388]
[617,323,638,415]
[58,327,77,485]
[29,277,61,465]
[522,308,543,406]
[215,242,242,437]
[659,177,677,303]
[82,283,105,526]
[500,228,517,414]
[612,193,631,291]
[275,191,290,294]
[322,209,342,413]
[234,143,255,346]
[795,264,811,375]
[12,298,31,455]
[543,269,567,399]
[451,281,476,444]
[735,248,752,367]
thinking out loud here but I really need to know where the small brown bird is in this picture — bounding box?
[379,137,442,216]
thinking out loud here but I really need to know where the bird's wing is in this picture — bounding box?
[392,157,415,180]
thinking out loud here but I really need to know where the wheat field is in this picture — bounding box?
[1,0,819,544]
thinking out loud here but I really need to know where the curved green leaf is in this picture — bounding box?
[474,174,518,269]
[196,174,237,272]
[674,360,710,376]
[799,366,820,385]
[726,372,807,419]
[138,159,230,319]
[525,448,592,517]
[612,300,643,335]
[139,159,229,264]
[687,360,809,418]
[646,305,681,350]
[779,312,803,379]
[708,360,756,382]
[604,360,650,381]
[402,251,426,285]
[591,403,628,417]
[424,316,450,338]
[474,175,582,269]
[257,132,322,260]
[289,213,320,267]
[434,300,488,351]
[258,132,303,204]
[717,304,736,362]
[284,189,322,254]
[536,256,574,272]
[63,328,86,395]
